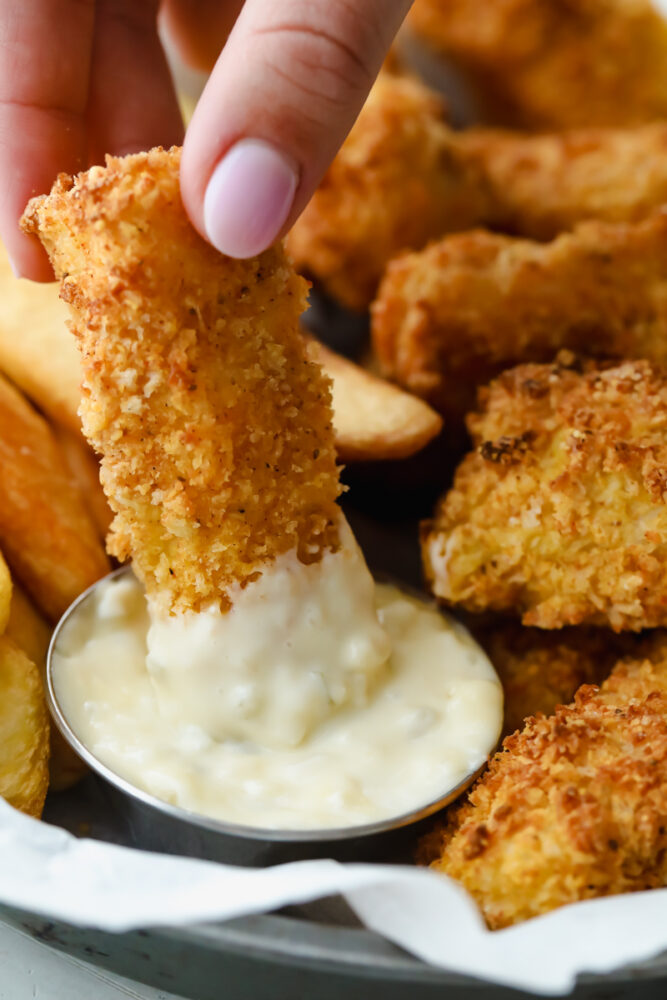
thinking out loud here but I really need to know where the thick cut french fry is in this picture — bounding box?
[0,373,109,621]
[53,424,113,541]
[305,339,442,461]
[0,245,81,433]
[0,635,49,817]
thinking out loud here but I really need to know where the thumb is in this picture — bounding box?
[180,0,411,258]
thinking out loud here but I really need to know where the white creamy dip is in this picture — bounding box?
[52,535,502,830]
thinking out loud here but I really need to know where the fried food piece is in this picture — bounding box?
[0,549,10,636]
[372,213,667,422]
[23,147,342,616]
[304,338,442,462]
[287,72,490,311]
[422,635,667,927]
[0,373,109,621]
[408,0,667,129]
[462,122,667,241]
[53,424,113,541]
[0,635,49,817]
[5,580,85,792]
[422,358,667,631]
[477,623,635,737]
[0,243,81,434]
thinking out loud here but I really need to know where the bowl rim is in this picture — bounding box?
[46,565,491,845]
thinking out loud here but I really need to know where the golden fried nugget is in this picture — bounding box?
[0,243,81,434]
[461,122,667,240]
[0,374,109,621]
[408,0,667,129]
[422,358,667,631]
[53,424,113,541]
[422,635,667,928]
[0,549,10,636]
[372,213,667,422]
[287,73,490,311]
[23,147,342,616]
[304,338,442,462]
[0,635,49,817]
[477,623,635,737]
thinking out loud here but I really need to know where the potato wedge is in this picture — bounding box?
[305,338,443,461]
[0,635,49,817]
[0,549,10,636]
[53,424,113,541]
[0,245,81,433]
[6,582,87,791]
[0,373,109,621]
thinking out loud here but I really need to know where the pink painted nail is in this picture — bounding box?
[203,139,298,258]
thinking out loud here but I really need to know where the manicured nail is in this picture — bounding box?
[203,139,298,258]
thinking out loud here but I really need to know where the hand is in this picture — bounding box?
[0,0,412,280]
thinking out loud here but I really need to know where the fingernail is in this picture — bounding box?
[203,139,298,258]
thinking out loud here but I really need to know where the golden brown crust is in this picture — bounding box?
[0,373,109,622]
[372,213,667,422]
[0,635,49,818]
[422,358,667,631]
[421,635,667,928]
[23,147,342,615]
[461,123,667,240]
[287,73,490,311]
[477,623,637,737]
[408,0,667,129]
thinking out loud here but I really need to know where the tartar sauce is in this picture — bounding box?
[52,528,502,831]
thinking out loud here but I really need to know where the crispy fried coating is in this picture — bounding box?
[421,635,667,928]
[0,373,109,622]
[0,635,49,818]
[477,623,636,737]
[23,147,342,615]
[287,73,490,311]
[462,122,667,241]
[408,0,667,129]
[372,213,667,422]
[422,358,667,631]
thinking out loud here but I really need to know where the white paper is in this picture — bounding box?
[2,799,667,994]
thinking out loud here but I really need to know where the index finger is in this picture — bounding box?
[0,0,94,279]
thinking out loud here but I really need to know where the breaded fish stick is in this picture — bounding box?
[287,73,490,311]
[422,358,667,631]
[461,122,667,241]
[23,147,342,616]
[421,635,667,928]
[408,0,667,129]
[0,374,109,621]
[372,213,667,421]
[476,623,635,737]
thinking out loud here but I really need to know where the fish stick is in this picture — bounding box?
[422,357,667,631]
[23,147,342,616]
[460,122,667,241]
[477,623,636,737]
[372,212,667,422]
[287,72,491,311]
[0,374,109,621]
[421,635,667,928]
[408,0,667,129]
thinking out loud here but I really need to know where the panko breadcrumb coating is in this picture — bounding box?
[477,623,636,737]
[422,358,667,631]
[373,213,667,422]
[421,635,667,928]
[23,147,342,616]
[287,72,491,311]
[462,122,667,241]
[408,0,667,129]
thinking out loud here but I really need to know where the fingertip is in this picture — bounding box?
[4,232,55,282]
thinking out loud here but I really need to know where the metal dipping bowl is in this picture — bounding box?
[45,566,487,868]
